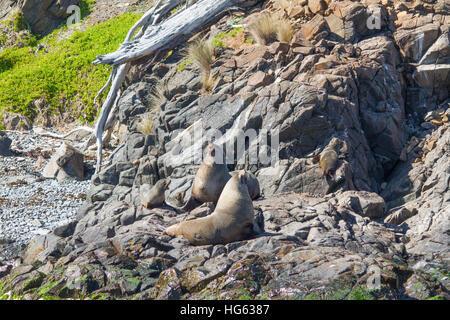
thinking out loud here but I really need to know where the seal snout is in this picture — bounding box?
[207,142,216,156]
[238,170,248,185]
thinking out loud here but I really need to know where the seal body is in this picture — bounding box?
[181,143,261,211]
[181,143,231,211]
[319,148,338,178]
[164,171,254,245]
[230,170,260,200]
[140,178,171,209]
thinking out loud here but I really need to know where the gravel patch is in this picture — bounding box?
[0,180,90,261]
[0,129,95,262]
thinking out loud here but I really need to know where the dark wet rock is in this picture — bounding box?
[0,131,12,156]
[53,221,78,238]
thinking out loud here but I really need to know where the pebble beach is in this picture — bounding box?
[0,130,92,261]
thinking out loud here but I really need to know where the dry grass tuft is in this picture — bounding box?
[137,113,154,135]
[148,80,168,110]
[188,38,215,92]
[201,74,217,93]
[277,18,294,43]
[248,13,294,45]
[247,13,278,45]
[188,38,213,76]
[276,0,292,10]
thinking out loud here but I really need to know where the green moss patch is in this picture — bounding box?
[347,286,376,300]
[0,11,142,122]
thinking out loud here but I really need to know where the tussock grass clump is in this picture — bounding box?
[277,18,294,43]
[276,0,292,10]
[148,80,168,110]
[137,78,167,135]
[137,113,154,135]
[248,13,278,45]
[248,13,294,45]
[188,38,213,76]
[187,38,215,92]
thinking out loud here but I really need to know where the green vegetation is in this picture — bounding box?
[9,11,28,32]
[426,295,446,300]
[211,26,244,48]
[305,292,320,300]
[0,280,24,300]
[236,288,253,300]
[80,0,97,19]
[230,15,243,25]
[177,57,193,72]
[0,11,142,123]
[0,11,37,48]
[171,5,182,16]
[89,292,110,300]
[21,273,45,292]
[347,286,376,300]
[38,280,59,298]
[0,280,6,297]
[424,268,450,284]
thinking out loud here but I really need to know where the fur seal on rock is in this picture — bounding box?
[230,170,260,200]
[181,142,231,211]
[314,147,338,179]
[140,178,171,209]
[180,143,261,211]
[164,170,254,245]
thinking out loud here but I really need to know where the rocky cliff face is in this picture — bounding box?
[0,0,81,36]
[0,0,448,300]
[0,0,18,21]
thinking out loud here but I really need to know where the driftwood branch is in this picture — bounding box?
[94,0,247,66]
[92,0,261,172]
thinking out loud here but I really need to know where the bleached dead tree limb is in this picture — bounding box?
[92,0,261,172]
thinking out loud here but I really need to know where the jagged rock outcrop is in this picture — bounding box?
[0,190,446,300]
[22,0,81,35]
[0,0,448,300]
[0,0,81,35]
[0,112,32,131]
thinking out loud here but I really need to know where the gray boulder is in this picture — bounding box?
[21,0,81,35]
[42,142,84,181]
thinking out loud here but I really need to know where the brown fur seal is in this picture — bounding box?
[314,147,338,179]
[180,143,261,211]
[181,143,231,211]
[164,170,254,245]
[230,170,260,200]
[140,178,171,209]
